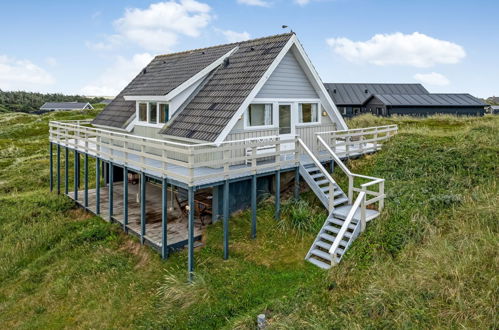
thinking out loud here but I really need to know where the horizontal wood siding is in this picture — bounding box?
[256,51,318,99]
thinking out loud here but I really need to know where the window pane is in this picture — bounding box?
[248,104,272,126]
[300,103,318,123]
[139,103,147,121]
[159,104,169,123]
[149,102,157,123]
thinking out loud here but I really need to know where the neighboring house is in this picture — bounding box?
[40,102,94,111]
[324,83,429,117]
[490,105,499,114]
[49,33,398,275]
[98,99,113,105]
[324,83,487,117]
[363,93,487,117]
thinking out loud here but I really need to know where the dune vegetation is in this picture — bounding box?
[0,111,497,328]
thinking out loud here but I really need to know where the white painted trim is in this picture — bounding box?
[214,36,296,145]
[92,123,128,132]
[243,102,277,130]
[135,101,170,128]
[290,40,348,130]
[253,98,320,103]
[296,102,321,126]
[123,46,239,102]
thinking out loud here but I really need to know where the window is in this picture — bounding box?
[159,104,169,123]
[298,103,319,123]
[138,103,147,121]
[342,107,347,115]
[148,102,157,123]
[353,107,360,115]
[247,104,273,127]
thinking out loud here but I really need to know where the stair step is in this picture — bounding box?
[306,166,320,173]
[323,225,353,238]
[311,249,332,261]
[320,232,336,242]
[315,240,332,250]
[334,197,349,206]
[316,179,330,186]
[328,218,356,230]
[321,189,344,197]
[310,173,324,179]
[307,257,331,269]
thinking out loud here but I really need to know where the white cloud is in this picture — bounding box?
[414,72,450,86]
[80,53,153,96]
[295,0,311,5]
[237,0,271,7]
[45,57,57,67]
[217,29,251,42]
[112,0,213,52]
[327,32,466,68]
[0,55,55,91]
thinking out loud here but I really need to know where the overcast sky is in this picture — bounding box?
[0,0,497,98]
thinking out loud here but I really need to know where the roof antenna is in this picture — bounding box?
[282,25,293,33]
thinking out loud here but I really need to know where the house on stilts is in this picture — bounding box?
[48,33,397,278]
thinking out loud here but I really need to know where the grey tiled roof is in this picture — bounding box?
[324,83,429,106]
[374,93,487,107]
[41,102,91,110]
[160,33,293,141]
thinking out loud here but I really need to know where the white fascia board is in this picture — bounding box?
[290,39,348,130]
[123,46,239,102]
[92,123,128,132]
[213,36,296,145]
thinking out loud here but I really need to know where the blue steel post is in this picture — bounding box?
[64,147,68,194]
[223,180,229,260]
[108,162,113,220]
[275,170,281,220]
[123,167,128,232]
[140,172,146,244]
[74,150,79,201]
[56,144,61,194]
[96,158,100,215]
[294,167,300,200]
[162,178,168,259]
[188,186,195,281]
[49,143,53,192]
[84,154,88,208]
[251,175,257,239]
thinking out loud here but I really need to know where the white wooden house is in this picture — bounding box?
[49,33,397,278]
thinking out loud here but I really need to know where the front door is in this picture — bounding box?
[278,104,294,151]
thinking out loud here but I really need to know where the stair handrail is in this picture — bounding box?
[297,137,337,211]
[329,190,366,263]
[316,135,385,210]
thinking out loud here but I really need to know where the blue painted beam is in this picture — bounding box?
[223,180,229,260]
[162,178,168,259]
[56,144,61,194]
[294,166,300,200]
[84,154,88,208]
[74,150,79,201]
[123,167,128,232]
[96,158,100,215]
[64,147,68,195]
[275,170,280,220]
[251,175,257,239]
[140,172,146,244]
[188,186,194,281]
[108,162,113,220]
[49,143,53,192]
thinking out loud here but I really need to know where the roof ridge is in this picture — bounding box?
[155,32,294,59]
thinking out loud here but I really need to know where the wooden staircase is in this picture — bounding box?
[297,137,386,269]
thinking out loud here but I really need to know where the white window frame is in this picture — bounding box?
[136,101,170,128]
[296,102,321,126]
[244,103,276,130]
[158,102,170,124]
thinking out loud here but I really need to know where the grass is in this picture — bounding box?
[0,111,497,328]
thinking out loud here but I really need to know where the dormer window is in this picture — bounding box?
[137,102,169,125]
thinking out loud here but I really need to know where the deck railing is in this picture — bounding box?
[49,120,397,186]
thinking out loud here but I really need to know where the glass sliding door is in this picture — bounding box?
[279,104,291,135]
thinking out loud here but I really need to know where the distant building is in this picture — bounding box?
[324,83,487,117]
[98,99,113,105]
[40,102,94,111]
[490,105,499,114]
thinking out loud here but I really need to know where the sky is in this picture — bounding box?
[0,0,497,98]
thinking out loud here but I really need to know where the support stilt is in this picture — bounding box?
[275,170,281,220]
[123,167,128,232]
[57,145,61,194]
[64,147,68,195]
[188,186,194,281]
[140,172,146,244]
[223,180,229,260]
[96,158,100,215]
[49,143,53,192]
[74,150,79,201]
[251,175,257,239]
[161,178,168,259]
[108,162,113,220]
[84,154,88,208]
[294,166,300,200]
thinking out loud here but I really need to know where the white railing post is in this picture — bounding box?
[360,188,367,232]
[294,136,300,166]
[379,180,385,211]
[328,182,335,212]
[188,146,195,184]
[348,175,353,203]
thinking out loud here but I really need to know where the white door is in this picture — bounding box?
[278,103,295,152]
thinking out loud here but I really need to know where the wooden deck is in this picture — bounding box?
[68,181,206,250]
